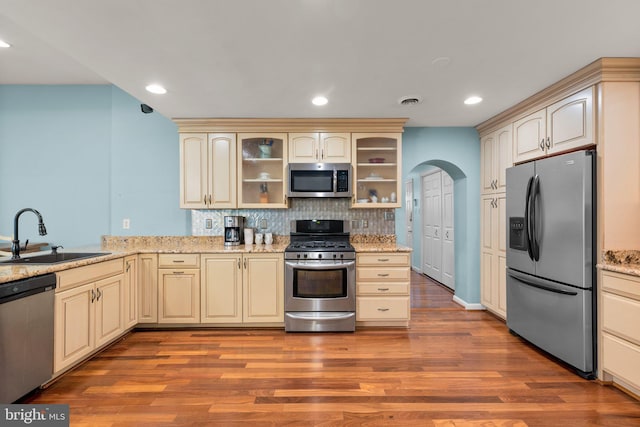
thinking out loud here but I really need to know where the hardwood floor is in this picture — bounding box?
[22,271,640,426]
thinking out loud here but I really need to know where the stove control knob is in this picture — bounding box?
[303,254,308,258]
[333,254,337,259]
[297,254,301,259]
[318,254,322,259]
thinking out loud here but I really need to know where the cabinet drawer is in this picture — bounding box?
[357,282,409,295]
[158,254,200,268]
[603,292,640,345]
[357,296,410,321]
[357,267,410,282]
[56,258,124,291]
[357,253,410,267]
[603,333,640,390]
[602,271,640,300]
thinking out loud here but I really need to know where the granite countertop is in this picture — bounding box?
[0,235,412,284]
[597,250,640,277]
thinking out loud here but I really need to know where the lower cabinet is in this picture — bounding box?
[480,193,507,319]
[54,259,125,374]
[123,255,138,329]
[601,270,640,394]
[201,253,284,324]
[356,252,411,326]
[138,254,158,323]
[158,254,201,323]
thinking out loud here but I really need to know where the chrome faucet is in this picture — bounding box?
[11,208,47,259]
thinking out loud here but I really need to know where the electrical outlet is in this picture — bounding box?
[362,220,368,228]
[384,211,395,220]
[122,218,130,229]
[259,218,267,229]
[351,220,359,229]
[205,219,213,229]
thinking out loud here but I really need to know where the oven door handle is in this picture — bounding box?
[285,260,355,270]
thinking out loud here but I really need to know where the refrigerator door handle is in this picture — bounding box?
[507,269,579,296]
[524,176,535,260]
[531,175,540,261]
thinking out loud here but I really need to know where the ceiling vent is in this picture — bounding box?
[399,96,422,106]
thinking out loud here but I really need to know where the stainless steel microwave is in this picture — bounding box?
[287,163,352,198]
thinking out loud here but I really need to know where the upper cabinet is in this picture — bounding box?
[288,132,351,163]
[352,133,402,208]
[513,87,594,163]
[238,133,288,208]
[179,133,236,209]
[481,124,512,194]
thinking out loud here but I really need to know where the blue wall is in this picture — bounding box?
[0,85,188,247]
[398,127,481,305]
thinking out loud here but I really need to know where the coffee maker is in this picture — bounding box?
[224,216,245,246]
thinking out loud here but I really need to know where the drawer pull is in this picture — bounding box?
[173,271,184,274]
[172,260,185,263]
[377,308,390,312]
[378,258,390,262]
[377,287,390,291]
[377,273,389,277]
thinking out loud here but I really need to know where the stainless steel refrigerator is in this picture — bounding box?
[506,149,595,378]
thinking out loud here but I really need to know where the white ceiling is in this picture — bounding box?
[1,0,640,127]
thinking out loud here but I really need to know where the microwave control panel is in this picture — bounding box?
[336,170,349,193]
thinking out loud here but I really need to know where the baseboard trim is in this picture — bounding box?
[453,295,485,310]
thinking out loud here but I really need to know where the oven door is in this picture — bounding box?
[285,259,355,312]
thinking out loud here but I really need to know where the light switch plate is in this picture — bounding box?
[205,219,213,229]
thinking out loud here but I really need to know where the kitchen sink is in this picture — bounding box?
[0,252,110,265]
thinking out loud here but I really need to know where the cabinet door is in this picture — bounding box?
[547,87,594,155]
[179,133,208,208]
[513,109,546,163]
[320,133,351,163]
[243,254,284,323]
[238,133,288,208]
[158,269,200,323]
[201,254,242,323]
[208,133,237,208]
[352,133,402,208]
[54,283,95,373]
[288,133,319,163]
[495,124,512,191]
[138,254,158,323]
[95,274,124,348]
[123,256,138,329]
[480,133,496,193]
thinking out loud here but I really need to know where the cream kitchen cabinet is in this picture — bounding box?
[356,252,411,326]
[480,193,507,318]
[601,270,640,394]
[513,87,594,163]
[138,253,158,323]
[481,124,512,193]
[288,132,351,163]
[238,133,288,208]
[123,255,138,329]
[352,133,402,208]
[54,259,125,374]
[158,254,200,324]
[179,133,236,209]
[201,253,284,324]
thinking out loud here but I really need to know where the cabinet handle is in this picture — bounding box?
[446,231,449,239]
[315,149,319,160]
[377,307,390,312]
[172,260,185,263]
[209,194,212,205]
[377,273,390,277]
[90,289,96,303]
[321,148,325,159]
[96,288,102,301]
[244,258,247,269]
[540,139,545,150]
[546,136,551,149]
[377,287,390,291]
[378,258,390,262]
[126,262,130,272]
[237,259,241,269]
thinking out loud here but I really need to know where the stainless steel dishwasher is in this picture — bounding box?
[0,273,56,403]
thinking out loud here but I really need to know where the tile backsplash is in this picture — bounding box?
[192,198,395,235]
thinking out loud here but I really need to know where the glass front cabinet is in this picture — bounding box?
[352,133,402,208]
[238,133,288,208]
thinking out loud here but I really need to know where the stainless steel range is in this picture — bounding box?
[284,219,356,332]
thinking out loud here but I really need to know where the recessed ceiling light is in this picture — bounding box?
[464,96,483,105]
[0,40,11,48]
[312,96,328,106]
[431,56,451,67]
[145,84,167,94]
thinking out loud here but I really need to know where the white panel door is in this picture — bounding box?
[441,172,455,289]
[422,171,442,282]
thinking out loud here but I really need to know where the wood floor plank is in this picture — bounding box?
[19,271,640,426]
